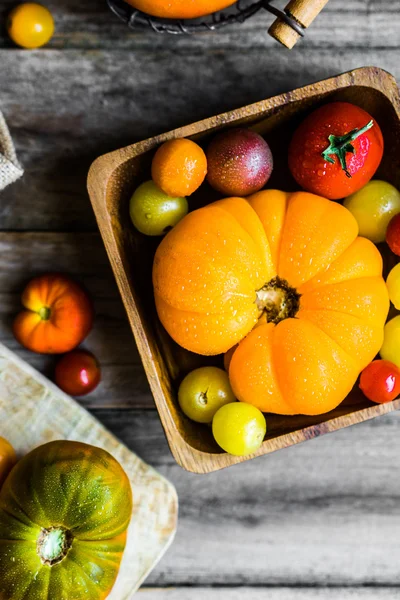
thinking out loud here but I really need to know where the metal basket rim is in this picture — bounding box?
[106,0,305,36]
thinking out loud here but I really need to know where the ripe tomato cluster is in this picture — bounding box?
[288,103,400,408]
[129,100,400,455]
[13,274,101,397]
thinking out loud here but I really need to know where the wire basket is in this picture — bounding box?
[107,0,305,37]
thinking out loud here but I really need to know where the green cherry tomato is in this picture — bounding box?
[344,180,400,243]
[386,263,400,310]
[212,402,266,456]
[380,315,400,368]
[178,366,236,424]
[130,180,188,236]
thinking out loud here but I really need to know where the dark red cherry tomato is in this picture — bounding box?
[55,350,101,397]
[289,102,384,200]
[359,360,400,404]
[386,212,400,256]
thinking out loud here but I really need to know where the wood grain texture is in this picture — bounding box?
[0,231,154,408]
[0,48,399,230]
[138,589,400,600]
[88,67,400,474]
[0,0,399,49]
[0,0,399,592]
[0,342,178,598]
[97,406,400,586]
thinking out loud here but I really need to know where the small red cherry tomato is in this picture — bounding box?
[289,102,384,200]
[359,360,400,404]
[386,213,400,256]
[55,350,101,397]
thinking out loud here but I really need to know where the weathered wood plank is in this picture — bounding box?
[0,0,399,49]
[0,232,154,407]
[97,407,400,586]
[138,588,400,600]
[0,48,399,231]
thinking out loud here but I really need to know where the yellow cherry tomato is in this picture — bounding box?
[0,437,17,487]
[380,315,400,368]
[8,3,55,49]
[212,402,266,456]
[386,263,400,310]
[178,367,236,424]
[344,181,400,244]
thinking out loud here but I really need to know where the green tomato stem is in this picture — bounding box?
[321,120,374,178]
[38,306,51,321]
[37,527,73,566]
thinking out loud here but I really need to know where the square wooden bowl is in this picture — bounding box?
[88,67,400,474]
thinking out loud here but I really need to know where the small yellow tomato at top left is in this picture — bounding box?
[8,3,54,49]
[0,437,17,487]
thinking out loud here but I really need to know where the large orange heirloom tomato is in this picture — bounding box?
[124,0,237,19]
[13,274,93,354]
[0,440,133,600]
[153,191,389,416]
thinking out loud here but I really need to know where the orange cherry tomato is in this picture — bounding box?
[13,274,93,354]
[359,360,400,404]
[55,350,101,397]
[289,102,384,200]
[0,438,17,487]
[8,3,54,49]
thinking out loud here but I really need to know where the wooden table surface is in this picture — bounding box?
[1,1,400,598]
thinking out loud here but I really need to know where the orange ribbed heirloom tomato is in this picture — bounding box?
[153,190,389,416]
[13,274,93,354]
[124,0,237,19]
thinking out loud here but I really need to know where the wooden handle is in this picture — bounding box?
[268,0,329,49]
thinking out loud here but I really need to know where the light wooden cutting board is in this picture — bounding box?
[0,341,178,599]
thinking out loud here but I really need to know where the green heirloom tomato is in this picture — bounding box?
[0,440,133,600]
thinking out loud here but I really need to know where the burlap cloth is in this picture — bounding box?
[0,110,23,190]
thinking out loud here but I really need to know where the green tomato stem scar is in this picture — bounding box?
[38,306,51,321]
[199,389,208,406]
[37,527,73,566]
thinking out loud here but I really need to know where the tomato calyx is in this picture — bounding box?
[38,306,51,321]
[321,120,374,178]
[256,276,301,324]
[37,526,73,566]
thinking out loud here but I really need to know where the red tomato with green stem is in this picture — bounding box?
[289,102,384,200]
[55,350,101,397]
